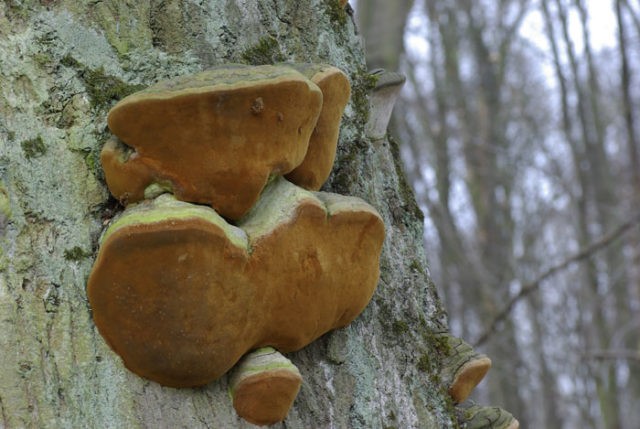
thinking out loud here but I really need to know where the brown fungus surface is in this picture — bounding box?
[448,355,492,403]
[284,64,351,190]
[87,178,384,387]
[103,64,323,220]
[437,333,492,404]
[229,347,302,426]
[100,137,161,205]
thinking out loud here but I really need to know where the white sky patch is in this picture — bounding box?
[405,31,429,61]
[585,0,618,49]
[405,5,430,60]
[519,8,549,52]
[402,0,618,63]
[519,0,617,53]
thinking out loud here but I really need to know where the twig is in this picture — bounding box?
[584,349,640,362]
[473,212,640,347]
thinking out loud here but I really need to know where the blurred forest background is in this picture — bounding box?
[354,0,640,428]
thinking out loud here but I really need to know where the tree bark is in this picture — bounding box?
[0,1,457,427]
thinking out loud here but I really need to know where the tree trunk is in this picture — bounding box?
[356,0,414,71]
[0,1,459,427]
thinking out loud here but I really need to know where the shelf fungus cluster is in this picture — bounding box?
[87,64,385,425]
[437,333,492,404]
[437,333,520,429]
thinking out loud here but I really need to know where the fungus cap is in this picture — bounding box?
[437,334,492,404]
[365,69,406,141]
[457,404,520,429]
[284,64,351,190]
[229,347,302,426]
[448,355,492,403]
[87,178,384,387]
[100,137,164,205]
[104,64,323,220]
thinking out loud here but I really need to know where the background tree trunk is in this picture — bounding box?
[377,0,640,426]
[0,1,458,427]
[357,0,414,71]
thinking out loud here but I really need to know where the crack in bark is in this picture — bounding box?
[272,0,292,25]
[0,395,8,428]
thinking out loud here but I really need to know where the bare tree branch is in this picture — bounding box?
[584,350,640,362]
[622,0,640,37]
[473,212,640,347]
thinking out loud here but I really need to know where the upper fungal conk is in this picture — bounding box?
[102,64,349,219]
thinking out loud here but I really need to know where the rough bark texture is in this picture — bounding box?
[0,1,456,427]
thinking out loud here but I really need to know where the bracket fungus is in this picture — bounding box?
[90,63,384,424]
[437,334,492,404]
[102,64,323,220]
[89,62,513,425]
[102,63,352,220]
[87,177,384,387]
[457,404,520,429]
[284,64,351,190]
[365,69,406,141]
[229,347,302,426]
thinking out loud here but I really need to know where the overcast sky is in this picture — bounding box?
[396,1,619,62]
[520,0,618,52]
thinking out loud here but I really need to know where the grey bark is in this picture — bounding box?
[0,1,458,428]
